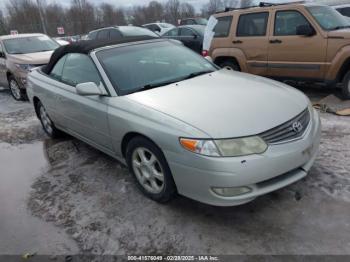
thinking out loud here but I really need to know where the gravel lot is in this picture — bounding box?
[0,86,349,255]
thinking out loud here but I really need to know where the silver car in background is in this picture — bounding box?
[27,37,321,206]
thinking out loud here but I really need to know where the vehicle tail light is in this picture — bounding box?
[202,50,209,57]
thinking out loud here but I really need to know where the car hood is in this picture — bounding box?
[7,51,53,65]
[127,70,309,138]
[328,28,350,39]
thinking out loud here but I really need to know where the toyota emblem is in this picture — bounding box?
[292,121,303,133]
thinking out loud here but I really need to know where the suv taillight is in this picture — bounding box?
[202,50,209,57]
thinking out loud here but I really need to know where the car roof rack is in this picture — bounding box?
[215,1,305,14]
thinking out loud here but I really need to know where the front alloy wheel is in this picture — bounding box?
[126,137,177,203]
[132,148,165,194]
[9,77,24,101]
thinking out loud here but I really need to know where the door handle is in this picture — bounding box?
[270,39,282,44]
[232,40,243,44]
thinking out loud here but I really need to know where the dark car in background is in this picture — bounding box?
[161,25,205,54]
[334,4,350,17]
[180,18,208,26]
[88,26,159,40]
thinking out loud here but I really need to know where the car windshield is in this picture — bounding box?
[119,27,159,37]
[307,5,350,31]
[3,35,59,54]
[96,41,217,95]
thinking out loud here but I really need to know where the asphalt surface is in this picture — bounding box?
[0,86,349,255]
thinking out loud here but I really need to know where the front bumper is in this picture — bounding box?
[165,109,321,206]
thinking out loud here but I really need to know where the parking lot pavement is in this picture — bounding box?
[0,88,349,255]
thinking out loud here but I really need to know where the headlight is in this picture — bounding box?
[215,136,267,157]
[15,64,35,71]
[180,136,267,157]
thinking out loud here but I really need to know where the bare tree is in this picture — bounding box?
[6,0,42,33]
[45,3,66,36]
[66,0,96,35]
[180,2,195,19]
[201,0,224,17]
[0,10,7,35]
[98,3,126,27]
[165,0,181,25]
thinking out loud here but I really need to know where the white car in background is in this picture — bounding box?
[142,23,175,35]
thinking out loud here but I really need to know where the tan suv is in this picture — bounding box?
[0,34,59,100]
[208,3,350,98]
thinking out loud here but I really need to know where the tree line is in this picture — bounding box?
[0,0,254,36]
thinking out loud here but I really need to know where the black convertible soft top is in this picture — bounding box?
[42,35,158,74]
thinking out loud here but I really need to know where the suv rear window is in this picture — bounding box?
[237,12,269,37]
[214,16,233,37]
[337,7,350,17]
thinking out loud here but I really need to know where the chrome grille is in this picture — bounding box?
[260,109,310,144]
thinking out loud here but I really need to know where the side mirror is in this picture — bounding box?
[193,34,198,39]
[0,51,6,58]
[296,25,316,36]
[76,82,107,96]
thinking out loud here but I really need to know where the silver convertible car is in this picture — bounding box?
[27,36,321,206]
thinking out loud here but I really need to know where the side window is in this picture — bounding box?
[338,7,350,17]
[110,29,122,40]
[275,11,311,36]
[164,28,178,37]
[180,28,195,36]
[88,31,98,40]
[237,12,269,37]
[50,55,67,80]
[214,16,233,37]
[61,53,102,87]
[97,30,109,40]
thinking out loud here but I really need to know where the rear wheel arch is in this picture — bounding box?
[337,57,350,83]
[214,56,241,71]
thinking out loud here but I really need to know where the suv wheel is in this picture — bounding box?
[219,61,240,71]
[8,76,25,101]
[36,101,63,138]
[126,137,177,203]
[342,71,350,99]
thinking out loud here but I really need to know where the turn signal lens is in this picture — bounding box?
[180,138,220,157]
[212,186,252,197]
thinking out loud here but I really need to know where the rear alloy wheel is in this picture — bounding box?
[9,76,25,101]
[342,71,350,99]
[126,137,177,203]
[37,101,62,138]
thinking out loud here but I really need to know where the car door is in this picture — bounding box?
[178,27,200,53]
[267,9,327,79]
[233,12,270,76]
[97,29,110,41]
[53,53,113,151]
[162,28,179,39]
[109,29,123,40]
[0,42,7,87]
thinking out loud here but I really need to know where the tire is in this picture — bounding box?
[342,70,350,99]
[8,76,26,101]
[126,136,177,203]
[36,101,63,138]
[219,60,240,71]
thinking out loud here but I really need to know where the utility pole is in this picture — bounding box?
[36,0,47,34]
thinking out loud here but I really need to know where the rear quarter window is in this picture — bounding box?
[237,12,269,37]
[338,7,350,17]
[214,16,233,37]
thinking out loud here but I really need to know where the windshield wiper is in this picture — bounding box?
[136,79,181,93]
[182,70,214,80]
[329,25,350,31]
